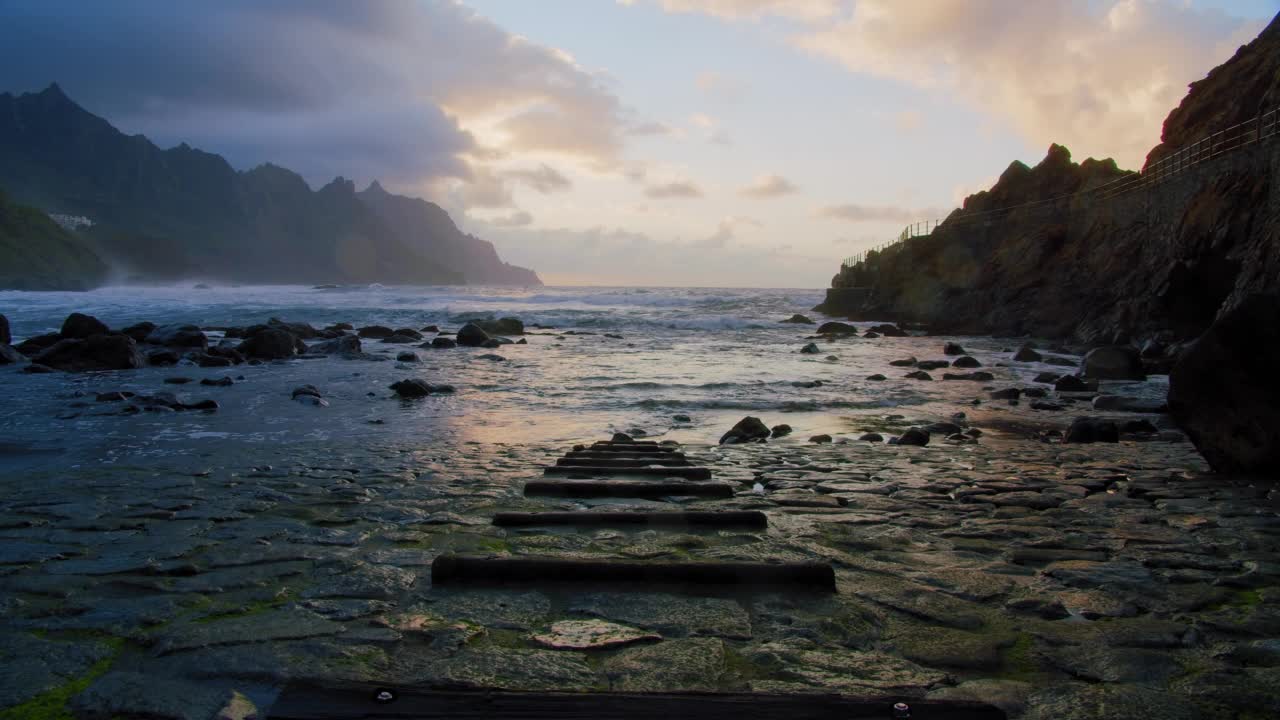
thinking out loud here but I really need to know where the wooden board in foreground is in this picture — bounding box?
[267,685,1006,719]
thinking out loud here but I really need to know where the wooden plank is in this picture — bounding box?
[431,554,837,592]
[556,457,693,468]
[268,685,1006,720]
[492,510,767,529]
[524,480,733,498]
[544,465,712,480]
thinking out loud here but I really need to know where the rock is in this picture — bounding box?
[421,324,439,332]
[164,377,193,384]
[897,428,930,446]
[457,322,492,347]
[1054,374,1094,392]
[1024,684,1199,720]
[799,342,820,354]
[868,323,907,337]
[357,325,395,338]
[1014,346,1043,362]
[809,434,833,443]
[477,353,507,362]
[381,333,421,344]
[889,357,917,367]
[1121,419,1158,434]
[145,324,208,349]
[60,312,109,339]
[866,374,886,381]
[719,416,771,444]
[943,342,965,355]
[923,422,963,435]
[780,314,814,324]
[14,332,61,356]
[291,385,323,401]
[200,377,234,387]
[904,370,932,380]
[237,328,304,360]
[70,671,235,720]
[863,331,880,338]
[1092,395,1167,413]
[859,433,884,442]
[429,337,457,349]
[816,321,858,335]
[916,360,950,370]
[182,399,219,411]
[672,414,691,422]
[310,335,362,355]
[1034,372,1061,383]
[929,679,1034,717]
[990,388,1021,400]
[267,318,321,339]
[118,321,155,342]
[391,328,425,341]
[1031,401,1066,411]
[770,424,792,438]
[193,352,235,367]
[0,313,8,344]
[396,351,419,362]
[531,620,660,651]
[476,317,525,335]
[1083,346,1145,380]
[516,338,528,344]
[389,379,443,398]
[1140,338,1166,358]
[1064,417,1120,443]
[22,363,55,373]
[34,334,145,371]
[1169,294,1280,473]
[603,638,725,691]
[942,371,995,381]
[0,344,23,364]
[148,350,180,366]
[951,355,982,368]
[1043,355,1079,367]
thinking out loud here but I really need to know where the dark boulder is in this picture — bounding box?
[815,321,858,335]
[1014,346,1043,362]
[60,312,109,339]
[1031,401,1066,411]
[1083,346,1145,380]
[1034,372,1061,384]
[421,325,439,333]
[889,357,917,367]
[905,370,933,381]
[897,428,930,446]
[720,416,771,444]
[310,335,362,356]
[396,351,419,363]
[0,313,8,345]
[799,342,821,354]
[809,434,832,443]
[1054,375,1096,392]
[781,314,814,324]
[457,323,492,347]
[1169,294,1280,473]
[1140,339,1166,358]
[200,377,234,387]
[183,399,219,411]
[923,422,963,435]
[192,352,234,368]
[0,344,23,364]
[357,325,396,339]
[122,322,157,343]
[916,360,950,370]
[22,363,55,374]
[1043,355,1079,367]
[428,337,457,349]
[145,324,208,349]
[943,342,965,355]
[770,424,793,438]
[381,334,421,344]
[1092,395,1167,413]
[96,391,130,402]
[859,433,884,442]
[14,333,61,356]
[942,372,994,382]
[268,318,321,339]
[238,329,304,360]
[476,317,525,336]
[390,328,425,341]
[951,355,982,368]
[868,323,907,337]
[480,338,502,349]
[866,374,886,381]
[990,388,1022,400]
[863,331,880,338]
[1121,419,1159,434]
[291,385,328,406]
[1022,387,1048,398]
[147,350,180,366]
[34,334,145,372]
[1064,417,1120,443]
[389,379,454,398]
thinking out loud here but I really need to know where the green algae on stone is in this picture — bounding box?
[0,637,121,720]
[603,638,725,692]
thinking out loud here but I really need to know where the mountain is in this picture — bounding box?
[818,12,1280,343]
[0,84,541,288]
[0,188,109,290]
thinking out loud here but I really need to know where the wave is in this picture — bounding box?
[629,398,921,411]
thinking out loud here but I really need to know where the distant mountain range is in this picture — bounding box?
[0,84,541,289]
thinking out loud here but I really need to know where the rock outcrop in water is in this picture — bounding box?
[817,13,1280,345]
[0,85,541,289]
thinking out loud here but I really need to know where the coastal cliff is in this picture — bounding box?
[819,12,1280,344]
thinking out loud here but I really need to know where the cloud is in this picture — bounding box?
[621,0,844,22]
[0,0,632,192]
[645,181,705,199]
[816,203,948,224]
[488,210,534,227]
[695,71,747,101]
[739,174,798,198]
[697,215,762,247]
[794,0,1266,167]
[894,110,924,134]
[452,165,515,209]
[502,164,572,193]
[626,120,676,136]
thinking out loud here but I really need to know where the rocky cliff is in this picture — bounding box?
[820,12,1280,344]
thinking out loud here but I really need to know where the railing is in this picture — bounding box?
[840,105,1279,272]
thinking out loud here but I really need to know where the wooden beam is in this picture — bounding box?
[544,466,712,480]
[492,510,767,529]
[524,480,733,498]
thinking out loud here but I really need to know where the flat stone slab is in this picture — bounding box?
[151,608,345,655]
[524,480,733,499]
[432,555,836,592]
[531,619,661,650]
[569,592,752,639]
[544,465,712,480]
[493,511,767,529]
[557,457,692,467]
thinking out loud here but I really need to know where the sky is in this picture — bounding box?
[0,0,1276,287]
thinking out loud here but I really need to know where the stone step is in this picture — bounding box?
[492,510,767,529]
[431,554,837,592]
[544,466,712,480]
[555,457,693,468]
[524,480,733,499]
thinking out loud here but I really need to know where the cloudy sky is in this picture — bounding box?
[1,0,1275,286]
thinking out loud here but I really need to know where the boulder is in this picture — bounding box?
[868,323,907,337]
[390,328,425,341]
[60,312,109,339]
[1064,417,1120,443]
[815,321,857,335]
[770,424,792,438]
[1121,419,1158,434]
[943,342,966,355]
[1054,375,1095,392]
[0,313,8,345]
[905,370,933,381]
[917,360,950,370]
[951,356,982,368]
[1083,346,1145,380]
[428,337,457,349]
[1139,339,1166,358]
[889,357,918,367]
[1014,346,1043,362]
[121,321,157,342]
[421,325,440,333]
[145,324,208,349]
[897,428,930,446]
[357,325,395,339]
[269,318,322,339]
[200,377,234,387]
[1092,395,1167,413]
[942,371,995,381]
[719,416,771,444]
[0,343,23,364]
[1034,372,1061,384]
[1169,294,1280,473]
[780,314,814,324]
[238,329,304,360]
[34,334,145,372]
[859,433,884,442]
[14,333,61,356]
[381,334,421,344]
[990,388,1022,400]
[866,374,886,381]
[457,322,492,347]
[476,317,525,336]
[799,342,820,354]
[310,335,362,355]
[1043,355,1079,367]
[23,363,54,373]
[863,331,880,338]
[809,434,833,443]
[389,379,454,398]
[396,352,419,363]
[147,350,180,366]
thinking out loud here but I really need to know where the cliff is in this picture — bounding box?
[820,12,1280,343]
[0,84,541,288]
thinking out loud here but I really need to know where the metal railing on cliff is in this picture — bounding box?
[840,106,1280,272]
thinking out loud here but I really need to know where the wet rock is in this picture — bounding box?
[428,647,594,691]
[672,414,692,422]
[456,322,492,347]
[891,625,1011,670]
[310,335,362,355]
[781,314,814,324]
[0,313,8,344]
[1169,294,1280,474]
[568,592,750,639]
[152,607,345,655]
[14,332,61,356]
[0,633,117,708]
[0,343,23,364]
[1014,346,1043,362]
[923,421,963,435]
[1054,374,1095,392]
[267,318,321,339]
[916,360,950,370]
[990,388,1021,400]
[720,415,771,444]
[291,385,327,406]
[897,428,930,446]
[389,379,453,398]
[35,334,145,371]
[428,336,457,349]
[984,491,1061,510]
[1034,372,1061,383]
[476,353,507,362]
[516,338,528,344]
[868,323,908,337]
[905,370,933,381]
[60,312,109,339]
[476,317,525,335]
[303,563,415,600]
[164,376,193,384]
[799,342,821,354]
[381,333,421,344]
[889,357,917,367]
[942,371,994,381]
[148,350,180,366]
[745,642,945,695]
[357,325,395,339]
[120,321,156,342]
[943,342,965,355]
[237,328,304,360]
[396,351,419,362]
[859,433,884,442]
[1083,346,1145,380]
[200,376,233,387]
[1092,395,1167,413]
[770,424,793,438]
[481,338,502,348]
[531,620,660,651]
[1024,683,1198,720]
[951,355,982,368]
[1064,417,1119,443]
[809,434,833,443]
[1044,560,1153,592]
[862,331,880,338]
[866,373,886,381]
[604,638,724,691]
[145,324,208,349]
[928,679,1034,717]
[70,671,233,720]
[1120,419,1158,434]
[422,590,552,631]
[816,321,858,335]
